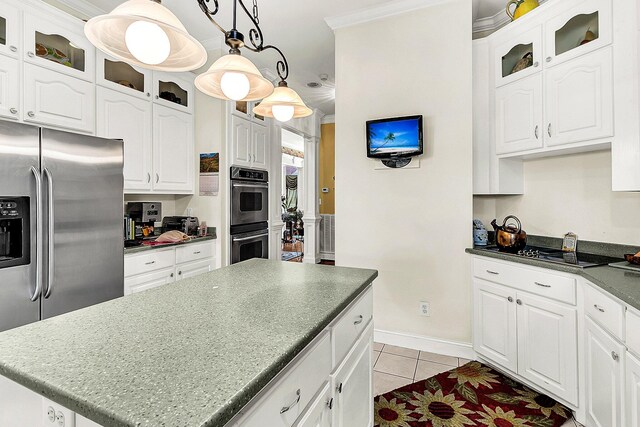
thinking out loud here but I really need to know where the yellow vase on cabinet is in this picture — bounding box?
[506,0,539,21]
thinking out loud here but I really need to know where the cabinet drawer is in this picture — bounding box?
[628,309,640,357]
[473,258,576,304]
[124,249,175,277]
[331,287,373,368]
[175,241,215,264]
[584,284,625,340]
[124,267,174,295]
[237,332,331,427]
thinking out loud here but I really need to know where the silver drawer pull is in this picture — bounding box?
[193,251,201,254]
[611,351,619,361]
[594,304,605,313]
[507,296,514,303]
[534,282,551,288]
[9,108,18,115]
[27,51,35,57]
[486,270,499,275]
[145,261,156,265]
[354,315,364,325]
[280,389,301,414]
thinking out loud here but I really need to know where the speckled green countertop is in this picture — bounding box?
[124,234,217,255]
[0,259,377,427]
[467,247,640,311]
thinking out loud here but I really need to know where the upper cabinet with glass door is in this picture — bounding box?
[22,12,95,82]
[152,71,193,114]
[0,2,20,58]
[96,51,152,100]
[495,25,543,87]
[544,0,612,67]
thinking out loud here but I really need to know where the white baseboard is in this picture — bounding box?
[374,329,476,360]
[319,252,335,261]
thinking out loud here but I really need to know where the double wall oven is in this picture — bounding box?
[230,167,269,264]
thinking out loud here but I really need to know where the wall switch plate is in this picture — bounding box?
[419,302,430,317]
[322,188,330,193]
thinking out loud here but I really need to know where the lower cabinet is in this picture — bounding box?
[176,258,212,281]
[124,267,175,295]
[293,382,332,427]
[0,376,42,426]
[628,352,640,427]
[585,317,625,427]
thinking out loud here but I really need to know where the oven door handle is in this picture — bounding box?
[231,182,269,189]
[233,232,269,243]
[30,167,42,302]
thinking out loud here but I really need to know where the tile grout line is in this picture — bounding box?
[374,370,415,381]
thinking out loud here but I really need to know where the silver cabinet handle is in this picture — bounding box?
[10,108,18,115]
[43,168,54,299]
[337,383,343,393]
[327,398,334,410]
[534,282,551,288]
[533,61,539,67]
[280,389,301,414]
[232,232,269,242]
[30,167,43,301]
[594,304,605,313]
[27,111,35,118]
[9,45,17,53]
[354,315,364,325]
[546,56,552,63]
[507,296,514,303]
[193,251,201,254]
[155,173,159,183]
[516,299,523,305]
[611,351,619,361]
[155,95,159,100]
[547,123,552,137]
[178,271,182,275]
[27,51,35,57]
[534,125,539,139]
[486,270,499,275]
[147,173,151,183]
[170,273,174,278]
[145,261,156,265]
[146,92,151,97]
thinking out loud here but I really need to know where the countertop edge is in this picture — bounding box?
[0,267,379,427]
[124,235,217,255]
[466,248,640,311]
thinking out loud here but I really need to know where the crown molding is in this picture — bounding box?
[49,0,106,19]
[321,115,335,124]
[325,0,450,31]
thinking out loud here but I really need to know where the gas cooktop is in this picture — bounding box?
[479,245,620,268]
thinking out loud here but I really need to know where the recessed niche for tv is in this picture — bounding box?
[555,11,599,56]
[104,59,145,93]
[158,80,188,107]
[35,31,85,72]
[502,43,534,78]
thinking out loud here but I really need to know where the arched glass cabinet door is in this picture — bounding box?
[494,26,543,87]
[0,2,20,58]
[544,0,612,67]
[152,71,193,114]
[97,52,152,100]
[23,12,95,82]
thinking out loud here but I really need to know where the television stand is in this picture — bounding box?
[381,158,412,169]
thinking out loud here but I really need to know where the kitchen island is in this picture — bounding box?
[0,259,377,427]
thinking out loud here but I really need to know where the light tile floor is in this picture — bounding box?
[372,342,583,427]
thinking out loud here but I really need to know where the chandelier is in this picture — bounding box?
[84,0,312,121]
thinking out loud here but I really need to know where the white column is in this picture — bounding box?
[269,122,285,261]
[302,135,321,264]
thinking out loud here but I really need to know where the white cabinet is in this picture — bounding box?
[23,63,95,133]
[495,73,543,155]
[331,323,373,427]
[0,1,20,59]
[494,25,543,87]
[585,317,625,427]
[230,115,270,170]
[96,52,152,100]
[124,267,174,295]
[23,11,94,82]
[176,259,213,281]
[293,383,332,427]
[0,376,42,427]
[0,55,20,120]
[516,292,578,404]
[152,104,194,193]
[544,47,613,148]
[96,87,153,192]
[152,71,193,114]
[628,352,640,427]
[474,280,518,372]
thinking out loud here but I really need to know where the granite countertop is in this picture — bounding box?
[466,247,640,311]
[124,234,217,255]
[0,259,378,427]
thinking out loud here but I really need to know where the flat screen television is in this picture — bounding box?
[366,115,423,159]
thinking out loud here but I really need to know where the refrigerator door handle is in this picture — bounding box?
[43,168,54,299]
[29,166,42,301]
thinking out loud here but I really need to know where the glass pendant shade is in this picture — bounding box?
[252,85,313,122]
[195,54,274,102]
[84,0,207,72]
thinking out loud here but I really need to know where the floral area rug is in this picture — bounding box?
[374,361,571,427]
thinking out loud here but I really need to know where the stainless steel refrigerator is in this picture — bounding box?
[0,121,124,332]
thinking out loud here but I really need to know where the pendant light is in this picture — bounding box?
[253,81,312,122]
[84,0,207,72]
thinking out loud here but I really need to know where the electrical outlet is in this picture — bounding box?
[43,399,74,427]
[419,302,430,317]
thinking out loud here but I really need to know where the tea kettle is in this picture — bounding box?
[491,215,527,252]
[506,0,539,21]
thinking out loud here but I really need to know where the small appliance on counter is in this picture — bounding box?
[473,219,489,246]
[125,202,162,241]
[162,216,199,237]
[491,215,527,252]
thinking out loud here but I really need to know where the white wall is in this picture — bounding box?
[474,150,640,245]
[334,0,474,344]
